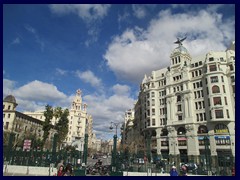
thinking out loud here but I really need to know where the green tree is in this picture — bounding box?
[42,105,54,148]
[55,108,69,149]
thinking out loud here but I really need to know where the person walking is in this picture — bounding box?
[170,166,179,176]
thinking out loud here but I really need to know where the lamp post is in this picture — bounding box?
[109,122,123,172]
[171,141,177,166]
[203,135,211,175]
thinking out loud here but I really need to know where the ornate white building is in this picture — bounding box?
[129,40,235,166]
[24,89,93,150]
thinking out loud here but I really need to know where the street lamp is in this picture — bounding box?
[109,122,123,172]
[203,135,211,175]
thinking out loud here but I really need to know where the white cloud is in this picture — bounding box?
[104,8,235,83]
[24,24,45,51]
[3,79,16,97]
[112,84,130,95]
[49,4,111,22]
[14,80,67,102]
[3,78,134,139]
[75,70,102,88]
[3,79,70,112]
[83,84,135,137]
[56,68,67,75]
[132,4,146,19]
[11,37,20,45]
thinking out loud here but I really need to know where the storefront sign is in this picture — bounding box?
[214,135,230,140]
[177,137,187,140]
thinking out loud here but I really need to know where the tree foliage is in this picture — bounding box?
[55,108,69,149]
[42,105,53,146]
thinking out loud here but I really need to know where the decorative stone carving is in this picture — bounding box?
[185,124,194,132]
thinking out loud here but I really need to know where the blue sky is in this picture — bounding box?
[3,4,235,140]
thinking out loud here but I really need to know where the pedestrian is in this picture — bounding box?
[170,166,179,176]
[63,163,73,176]
[57,160,64,171]
[57,165,64,176]
[181,164,187,175]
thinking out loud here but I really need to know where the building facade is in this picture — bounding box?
[24,89,93,151]
[3,95,56,151]
[129,40,235,165]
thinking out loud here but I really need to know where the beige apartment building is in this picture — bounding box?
[3,95,57,150]
[124,40,235,165]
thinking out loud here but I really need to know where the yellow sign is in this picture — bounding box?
[215,129,229,134]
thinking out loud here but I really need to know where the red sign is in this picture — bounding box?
[23,139,31,151]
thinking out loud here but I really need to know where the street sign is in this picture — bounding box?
[23,139,31,151]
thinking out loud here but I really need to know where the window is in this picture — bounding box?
[152,119,156,126]
[209,57,214,61]
[226,110,230,118]
[151,99,155,106]
[209,65,217,72]
[215,110,223,118]
[195,102,198,110]
[213,97,222,105]
[231,76,235,82]
[224,97,228,105]
[232,85,235,93]
[229,64,234,71]
[211,76,218,83]
[221,76,224,82]
[151,92,155,97]
[8,114,10,118]
[192,72,194,78]
[178,105,182,112]
[4,122,9,130]
[222,85,226,93]
[152,109,155,116]
[212,85,220,93]
[177,95,181,102]
[178,115,182,121]
[199,61,202,65]
[8,105,11,110]
[195,71,198,76]
[147,119,150,126]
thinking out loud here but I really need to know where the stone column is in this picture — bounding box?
[184,96,189,119]
[185,124,199,163]
[156,128,162,156]
[167,100,171,122]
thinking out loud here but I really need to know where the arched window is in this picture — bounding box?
[177,127,186,135]
[161,128,168,136]
[212,85,220,93]
[214,124,229,134]
[177,95,181,102]
[152,130,156,137]
[198,125,208,134]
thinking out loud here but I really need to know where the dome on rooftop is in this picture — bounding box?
[172,45,189,54]
[3,95,17,104]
